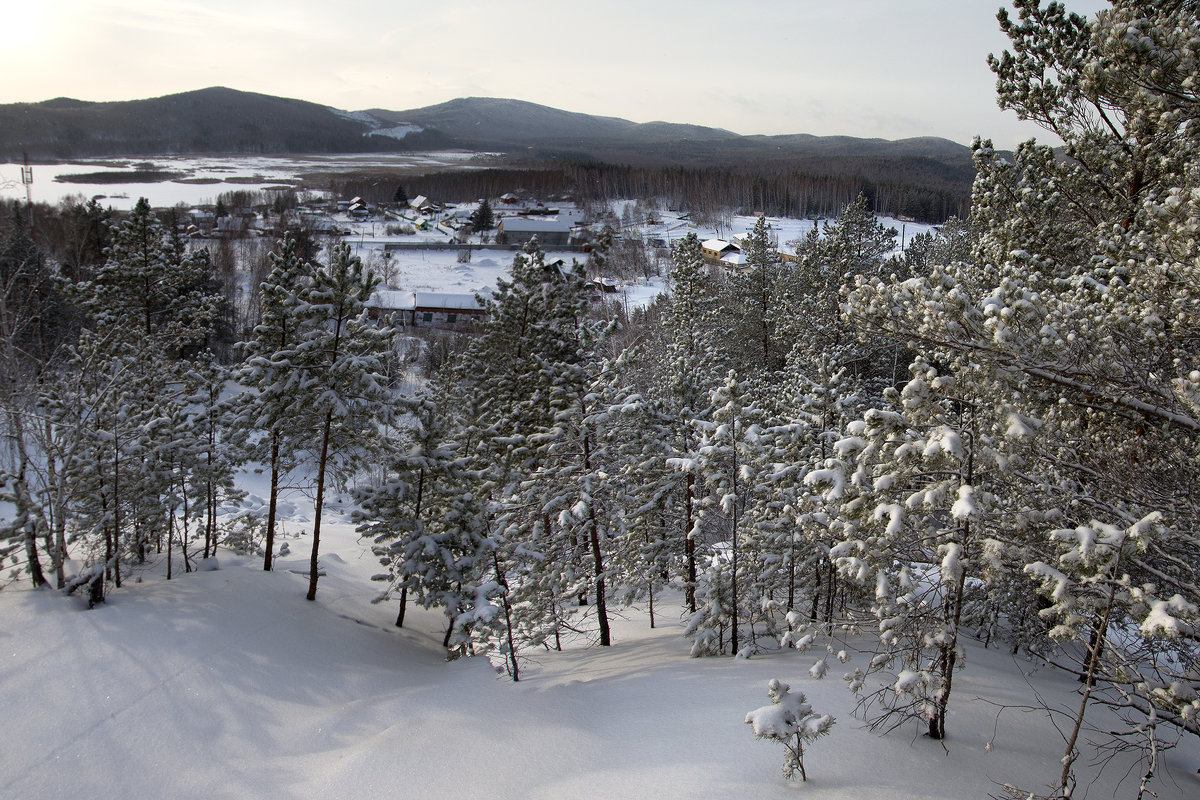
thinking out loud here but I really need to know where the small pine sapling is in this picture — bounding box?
[745,679,835,781]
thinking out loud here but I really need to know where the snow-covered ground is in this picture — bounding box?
[2,468,1197,800]
[0,153,497,210]
[2,153,937,312]
[337,207,935,312]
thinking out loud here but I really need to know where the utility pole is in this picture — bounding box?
[21,152,34,229]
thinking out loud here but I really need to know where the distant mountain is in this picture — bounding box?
[367,96,740,148]
[0,87,452,160]
[0,87,975,187]
[368,96,973,169]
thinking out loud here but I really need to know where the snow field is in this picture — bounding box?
[2,471,1197,800]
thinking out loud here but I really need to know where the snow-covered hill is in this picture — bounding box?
[2,478,1196,799]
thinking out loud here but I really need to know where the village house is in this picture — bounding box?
[408,195,437,214]
[348,197,370,219]
[496,217,574,246]
[367,290,488,332]
[700,238,739,264]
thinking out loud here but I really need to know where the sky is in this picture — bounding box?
[4,0,1109,149]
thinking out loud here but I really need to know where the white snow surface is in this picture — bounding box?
[0,153,490,210]
[2,468,1198,799]
[367,124,424,140]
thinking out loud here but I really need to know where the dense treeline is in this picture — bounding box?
[322,159,971,223]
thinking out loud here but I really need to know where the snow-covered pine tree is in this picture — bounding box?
[1022,512,1197,798]
[181,354,244,562]
[531,347,625,646]
[816,357,1011,740]
[783,353,862,626]
[722,216,787,373]
[0,341,121,591]
[443,239,617,650]
[73,198,222,358]
[356,393,496,643]
[293,241,395,602]
[783,194,900,393]
[745,678,835,782]
[613,233,728,615]
[234,236,313,571]
[842,0,1200,765]
[681,371,775,656]
[46,199,227,591]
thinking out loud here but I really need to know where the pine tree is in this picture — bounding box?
[74,198,222,357]
[470,198,494,233]
[842,0,1200,765]
[722,216,787,373]
[356,393,495,642]
[784,195,900,393]
[682,371,772,656]
[813,357,1011,740]
[181,354,243,562]
[745,678,835,782]
[443,239,616,650]
[36,198,228,592]
[620,233,727,614]
[234,236,313,571]
[294,242,395,602]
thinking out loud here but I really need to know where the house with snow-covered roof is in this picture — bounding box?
[408,195,435,213]
[497,217,573,246]
[700,238,740,265]
[367,290,487,332]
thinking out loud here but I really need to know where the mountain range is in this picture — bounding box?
[0,87,974,179]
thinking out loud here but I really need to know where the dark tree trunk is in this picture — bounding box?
[306,410,334,602]
[24,530,46,588]
[264,433,280,571]
[394,585,408,628]
[582,429,610,646]
[685,473,697,613]
[493,551,519,682]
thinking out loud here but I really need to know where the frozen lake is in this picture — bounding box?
[0,152,494,210]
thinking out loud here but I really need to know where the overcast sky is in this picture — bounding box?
[5,0,1108,149]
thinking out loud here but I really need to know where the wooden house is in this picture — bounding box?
[497,217,573,246]
[367,290,488,332]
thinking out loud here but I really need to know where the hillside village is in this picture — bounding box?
[165,183,932,335]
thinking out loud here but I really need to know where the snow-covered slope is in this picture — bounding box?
[2,483,1197,799]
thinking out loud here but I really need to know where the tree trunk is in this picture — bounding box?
[588,505,611,646]
[112,441,121,588]
[394,585,408,628]
[394,469,424,627]
[264,432,280,571]
[46,420,66,589]
[583,430,611,646]
[730,456,740,655]
[493,551,519,682]
[23,527,46,588]
[649,581,655,629]
[810,562,822,621]
[685,473,697,613]
[786,531,796,610]
[167,507,174,580]
[1057,587,1116,796]
[306,409,334,602]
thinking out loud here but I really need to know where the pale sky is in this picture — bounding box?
[4,0,1108,149]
